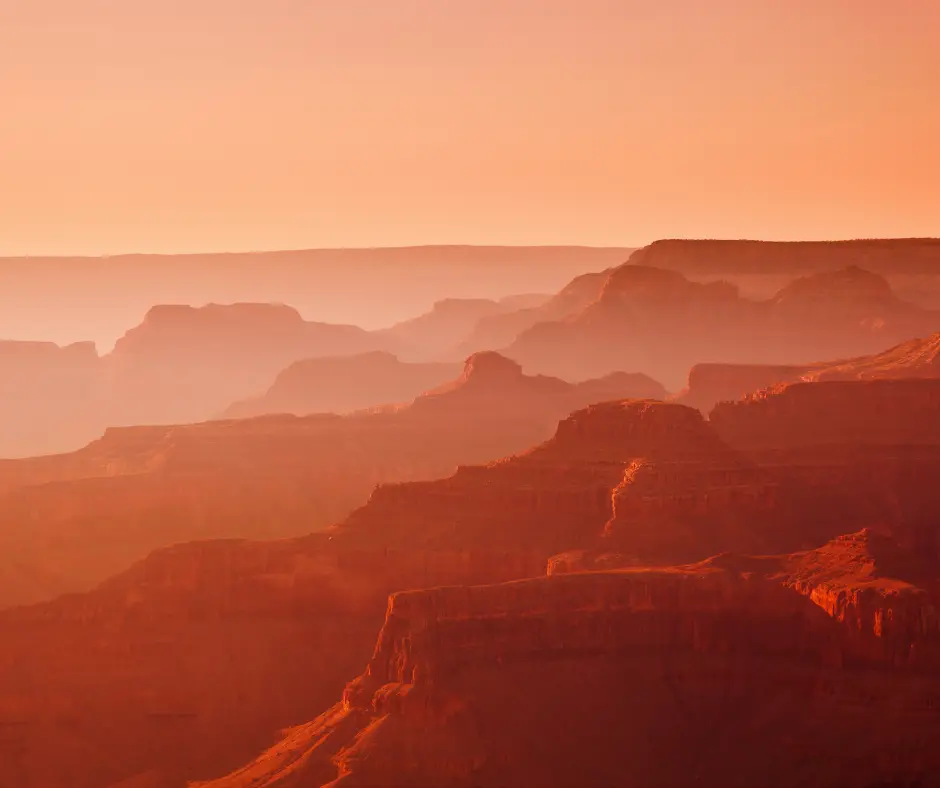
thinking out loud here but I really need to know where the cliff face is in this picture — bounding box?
[676,331,940,413]
[336,400,708,556]
[201,548,940,788]
[8,380,940,788]
[0,353,664,608]
[0,340,103,458]
[221,352,460,419]
[505,260,939,388]
[710,379,940,450]
[103,303,387,426]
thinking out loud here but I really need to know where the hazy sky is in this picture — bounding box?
[1,0,938,255]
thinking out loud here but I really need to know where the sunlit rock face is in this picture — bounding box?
[202,537,940,788]
[7,379,940,788]
[675,331,940,415]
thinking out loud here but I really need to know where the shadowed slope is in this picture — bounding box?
[221,352,460,419]
[2,381,940,787]
[452,268,614,357]
[374,295,548,361]
[505,261,939,389]
[199,528,940,788]
[0,353,665,608]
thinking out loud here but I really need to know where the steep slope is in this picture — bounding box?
[505,263,940,389]
[0,353,665,608]
[102,303,388,426]
[199,529,940,788]
[4,381,940,787]
[709,378,940,451]
[678,331,940,412]
[221,353,460,419]
[452,268,614,357]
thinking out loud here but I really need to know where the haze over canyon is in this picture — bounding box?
[4,2,940,785]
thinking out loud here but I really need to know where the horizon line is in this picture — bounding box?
[3,236,940,260]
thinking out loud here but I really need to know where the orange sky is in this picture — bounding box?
[1,0,938,255]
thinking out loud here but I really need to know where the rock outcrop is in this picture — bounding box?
[505,262,939,388]
[677,331,940,412]
[221,352,460,419]
[710,379,940,450]
[200,530,940,787]
[5,380,940,787]
[0,353,665,608]
[103,303,387,426]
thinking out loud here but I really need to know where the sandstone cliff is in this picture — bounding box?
[5,381,940,787]
[709,379,940,450]
[676,331,940,413]
[199,530,940,787]
[0,353,664,608]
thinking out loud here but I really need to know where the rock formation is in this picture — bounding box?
[199,528,940,788]
[3,379,940,787]
[452,268,613,357]
[102,303,388,426]
[0,246,631,356]
[504,263,939,389]
[221,352,460,419]
[0,340,102,458]
[677,331,940,412]
[0,353,665,608]
[709,379,940,450]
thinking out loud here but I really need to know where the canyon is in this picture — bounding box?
[3,247,939,459]
[1,378,939,786]
[0,352,663,608]
[209,527,940,788]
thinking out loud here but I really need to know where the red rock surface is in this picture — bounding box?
[3,380,940,787]
[0,353,664,608]
[709,378,940,450]
[200,531,940,787]
[505,262,939,388]
[676,331,940,412]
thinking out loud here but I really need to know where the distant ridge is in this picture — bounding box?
[626,237,940,275]
[0,246,635,349]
